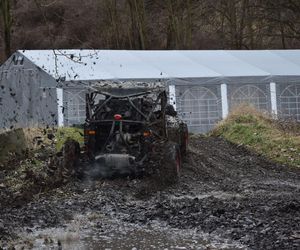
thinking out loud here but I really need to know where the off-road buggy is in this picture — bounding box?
[51,83,188,184]
[81,82,188,183]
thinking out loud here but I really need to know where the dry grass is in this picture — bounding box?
[211,104,300,167]
[0,127,83,205]
[0,127,56,164]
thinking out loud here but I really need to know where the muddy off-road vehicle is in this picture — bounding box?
[80,82,188,182]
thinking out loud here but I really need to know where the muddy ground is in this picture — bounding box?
[0,135,299,249]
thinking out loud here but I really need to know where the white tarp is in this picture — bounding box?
[0,49,298,132]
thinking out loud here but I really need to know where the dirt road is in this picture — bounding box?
[1,135,299,249]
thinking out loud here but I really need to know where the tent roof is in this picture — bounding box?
[18,49,300,82]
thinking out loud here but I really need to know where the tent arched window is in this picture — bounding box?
[178,86,221,132]
[279,84,300,120]
[231,85,268,111]
[64,89,86,125]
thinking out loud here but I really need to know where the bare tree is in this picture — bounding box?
[0,0,13,59]
[2,0,300,61]
[163,0,196,49]
[126,0,147,49]
[104,0,121,48]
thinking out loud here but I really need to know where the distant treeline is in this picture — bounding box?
[1,0,300,62]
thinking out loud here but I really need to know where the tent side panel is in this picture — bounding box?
[0,52,58,130]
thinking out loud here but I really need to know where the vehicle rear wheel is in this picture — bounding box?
[47,138,81,183]
[61,138,81,180]
[158,141,181,185]
[180,124,188,156]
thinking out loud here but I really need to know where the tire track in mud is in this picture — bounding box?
[172,135,300,249]
[185,135,299,191]
[1,136,300,249]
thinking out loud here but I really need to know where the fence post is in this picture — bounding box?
[221,83,229,119]
[270,82,277,117]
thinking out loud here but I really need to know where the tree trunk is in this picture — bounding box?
[185,0,193,48]
[104,0,120,48]
[127,0,147,49]
[238,0,248,49]
[278,9,286,49]
[0,0,12,59]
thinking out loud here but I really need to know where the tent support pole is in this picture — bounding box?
[270,82,277,118]
[221,83,229,119]
[56,88,64,127]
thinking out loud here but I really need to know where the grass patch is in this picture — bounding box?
[55,127,84,151]
[211,105,300,167]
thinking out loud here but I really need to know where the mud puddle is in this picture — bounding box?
[15,212,246,250]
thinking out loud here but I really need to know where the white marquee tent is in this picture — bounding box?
[1,49,300,132]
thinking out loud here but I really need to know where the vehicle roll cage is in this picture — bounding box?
[85,89,168,147]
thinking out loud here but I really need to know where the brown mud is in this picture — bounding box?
[0,135,299,249]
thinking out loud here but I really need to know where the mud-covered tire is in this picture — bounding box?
[158,141,181,185]
[166,117,188,158]
[180,123,188,156]
[61,138,81,179]
[47,138,81,183]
